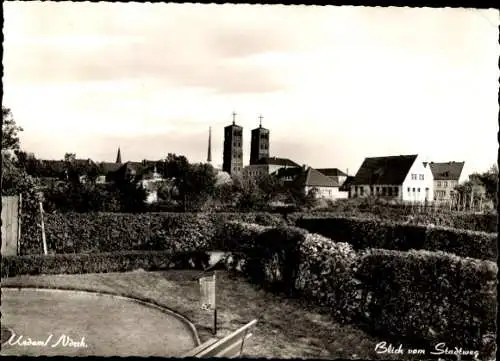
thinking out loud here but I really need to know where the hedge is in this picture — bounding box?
[20,209,496,255]
[295,216,497,261]
[0,250,217,278]
[355,248,498,352]
[221,221,360,322]
[19,212,287,255]
[222,221,497,356]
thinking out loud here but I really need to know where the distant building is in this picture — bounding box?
[350,154,434,203]
[243,156,300,179]
[250,116,270,165]
[274,166,348,200]
[429,161,465,202]
[316,168,348,187]
[222,113,243,176]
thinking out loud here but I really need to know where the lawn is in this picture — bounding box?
[1,269,408,359]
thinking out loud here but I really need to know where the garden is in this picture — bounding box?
[2,209,497,360]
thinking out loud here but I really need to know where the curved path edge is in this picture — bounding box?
[1,284,202,347]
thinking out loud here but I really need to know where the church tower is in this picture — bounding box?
[116,147,122,164]
[222,112,243,175]
[250,115,269,165]
[207,126,212,163]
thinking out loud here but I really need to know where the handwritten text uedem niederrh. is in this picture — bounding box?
[6,333,88,349]
[375,342,479,358]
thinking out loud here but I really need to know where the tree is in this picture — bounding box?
[182,162,217,210]
[2,107,23,151]
[255,174,286,205]
[1,107,41,197]
[232,175,266,211]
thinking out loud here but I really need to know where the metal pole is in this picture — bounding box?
[213,271,217,335]
[39,201,48,255]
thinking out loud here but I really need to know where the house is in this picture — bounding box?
[243,156,300,179]
[350,154,434,203]
[429,161,465,203]
[316,168,348,186]
[274,166,348,200]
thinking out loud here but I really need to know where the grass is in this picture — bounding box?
[1,269,409,359]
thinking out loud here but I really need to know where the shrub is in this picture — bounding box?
[355,248,498,351]
[296,216,497,261]
[243,226,307,294]
[295,233,359,323]
[1,251,176,277]
[19,212,287,255]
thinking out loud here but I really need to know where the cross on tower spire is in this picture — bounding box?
[232,111,237,125]
[258,114,263,128]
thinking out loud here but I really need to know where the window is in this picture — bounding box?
[360,187,364,196]
[419,174,424,180]
[412,188,416,192]
[370,186,374,194]
[328,190,332,196]
[355,186,358,194]
[376,187,380,194]
[388,187,393,196]
[407,187,411,193]
[382,187,386,196]
[411,174,417,180]
[443,181,448,187]
[437,181,441,187]
[394,187,399,196]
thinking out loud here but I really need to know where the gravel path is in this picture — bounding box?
[1,288,197,357]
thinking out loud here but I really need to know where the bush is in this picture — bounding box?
[243,226,307,294]
[355,249,498,351]
[221,221,362,322]
[295,233,359,323]
[19,212,287,255]
[296,216,497,261]
[1,251,176,277]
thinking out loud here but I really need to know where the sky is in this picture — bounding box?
[3,2,499,178]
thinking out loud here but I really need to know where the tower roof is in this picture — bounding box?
[116,147,122,164]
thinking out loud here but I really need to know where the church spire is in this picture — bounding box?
[232,111,237,125]
[258,114,263,128]
[207,126,212,163]
[116,147,122,164]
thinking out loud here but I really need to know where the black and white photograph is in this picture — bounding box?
[1,2,498,359]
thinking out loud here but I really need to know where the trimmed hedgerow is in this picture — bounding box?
[221,221,361,322]
[295,233,360,324]
[1,251,175,277]
[295,216,497,261]
[0,250,217,278]
[355,248,498,351]
[19,212,287,255]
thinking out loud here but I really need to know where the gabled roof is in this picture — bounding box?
[429,161,465,181]
[316,168,348,177]
[351,154,418,185]
[294,167,339,187]
[258,156,300,167]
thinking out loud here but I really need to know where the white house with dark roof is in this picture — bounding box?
[429,161,465,203]
[273,166,348,200]
[351,154,434,203]
[316,168,349,187]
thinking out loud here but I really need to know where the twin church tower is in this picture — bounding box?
[208,112,270,176]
